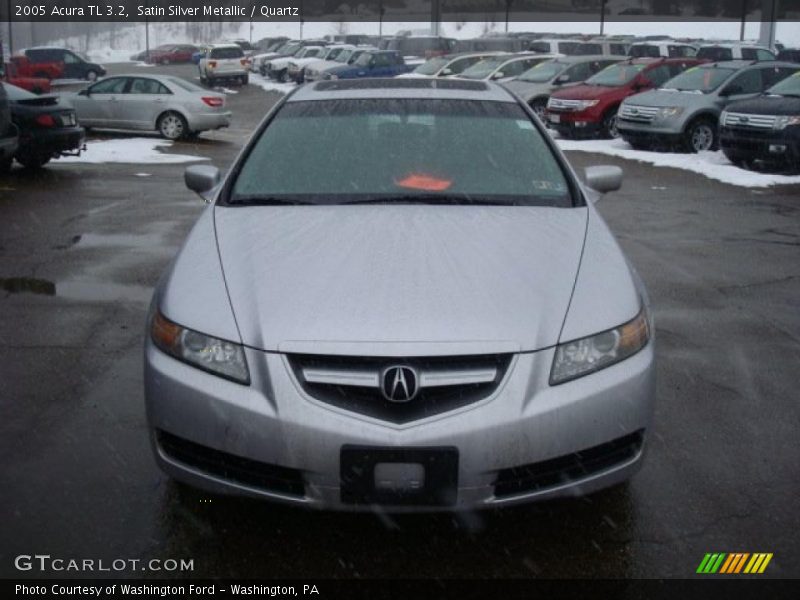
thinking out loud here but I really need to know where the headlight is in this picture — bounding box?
[657,107,684,119]
[150,310,250,385]
[550,307,650,385]
[329,74,339,80]
[774,115,800,130]
[577,99,600,110]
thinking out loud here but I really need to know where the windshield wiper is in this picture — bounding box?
[342,195,519,206]
[228,196,314,206]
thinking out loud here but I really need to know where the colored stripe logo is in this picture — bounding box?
[697,553,773,574]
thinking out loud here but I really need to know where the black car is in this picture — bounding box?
[21,47,106,81]
[3,83,84,169]
[0,80,19,173]
[720,73,800,172]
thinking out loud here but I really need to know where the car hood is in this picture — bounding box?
[725,94,800,115]
[551,84,620,100]
[503,80,556,100]
[214,205,588,355]
[624,88,710,108]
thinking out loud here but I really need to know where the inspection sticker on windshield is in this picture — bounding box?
[516,120,535,130]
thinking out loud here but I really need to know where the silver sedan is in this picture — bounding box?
[145,78,655,511]
[68,74,230,140]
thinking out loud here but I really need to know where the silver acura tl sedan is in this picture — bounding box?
[145,78,655,511]
[68,74,230,140]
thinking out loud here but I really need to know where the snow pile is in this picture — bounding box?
[248,74,297,95]
[556,138,800,188]
[59,138,208,165]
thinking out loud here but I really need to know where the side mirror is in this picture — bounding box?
[584,165,623,195]
[185,165,221,201]
[556,74,570,84]
[491,71,505,80]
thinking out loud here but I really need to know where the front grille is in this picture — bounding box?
[157,430,305,497]
[619,104,658,122]
[494,430,645,498]
[721,111,777,129]
[548,98,584,112]
[288,353,513,423]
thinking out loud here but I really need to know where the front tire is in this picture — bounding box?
[16,153,51,169]
[530,98,547,120]
[602,108,620,139]
[277,69,288,83]
[240,74,249,85]
[157,111,188,140]
[684,118,717,153]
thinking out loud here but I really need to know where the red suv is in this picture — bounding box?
[545,57,705,139]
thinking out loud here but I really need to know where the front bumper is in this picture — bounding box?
[617,118,685,144]
[547,111,605,137]
[720,127,800,166]
[145,341,655,512]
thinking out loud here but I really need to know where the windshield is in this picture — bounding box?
[229,99,572,206]
[766,70,800,96]
[661,66,735,92]
[415,56,450,75]
[355,53,373,67]
[629,44,661,58]
[529,42,551,53]
[459,57,506,79]
[587,63,647,86]
[518,61,565,83]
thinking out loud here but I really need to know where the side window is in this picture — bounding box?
[89,77,128,94]
[372,54,391,67]
[724,69,762,95]
[741,48,757,60]
[501,60,525,77]
[757,49,776,61]
[64,52,80,64]
[647,65,673,86]
[129,78,170,94]
[668,62,692,77]
[611,44,628,55]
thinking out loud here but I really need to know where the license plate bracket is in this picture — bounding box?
[340,446,458,506]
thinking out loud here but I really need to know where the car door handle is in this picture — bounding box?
[154,98,165,103]
[109,97,118,102]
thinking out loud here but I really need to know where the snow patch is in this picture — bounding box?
[59,138,208,165]
[556,138,800,188]
[249,73,297,95]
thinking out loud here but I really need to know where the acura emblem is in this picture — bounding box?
[381,366,419,403]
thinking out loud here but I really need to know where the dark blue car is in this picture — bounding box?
[322,51,413,80]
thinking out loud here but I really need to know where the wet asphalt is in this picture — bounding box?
[0,63,798,580]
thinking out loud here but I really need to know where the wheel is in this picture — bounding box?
[530,99,547,120]
[240,74,249,85]
[86,70,98,82]
[602,108,620,139]
[277,70,288,83]
[684,118,717,153]
[157,111,188,140]
[15,153,51,169]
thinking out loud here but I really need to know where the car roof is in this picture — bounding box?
[698,60,796,69]
[554,54,626,63]
[208,43,242,49]
[288,78,517,103]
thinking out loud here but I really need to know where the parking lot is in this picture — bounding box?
[1,61,799,578]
